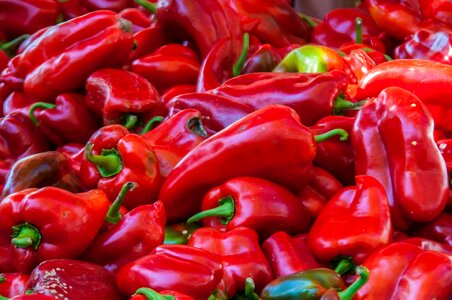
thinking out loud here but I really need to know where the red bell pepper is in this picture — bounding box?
[9,295,55,300]
[119,8,152,33]
[366,0,452,41]
[158,105,317,222]
[0,56,23,92]
[310,116,355,186]
[0,0,59,37]
[83,126,161,209]
[82,0,134,12]
[297,167,344,219]
[85,68,164,131]
[437,138,452,209]
[401,237,452,256]
[161,84,196,105]
[410,213,452,247]
[242,44,284,74]
[116,244,224,299]
[355,241,452,300]
[358,59,452,132]
[129,24,169,61]
[130,287,194,300]
[187,177,311,239]
[28,93,99,146]
[82,183,166,273]
[0,273,29,298]
[308,175,392,265]
[2,91,36,117]
[25,259,123,300]
[57,0,89,20]
[262,231,321,279]
[0,187,110,273]
[394,29,452,65]
[353,87,449,229]
[131,44,201,93]
[1,151,85,199]
[188,227,273,297]
[0,111,48,161]
[165,93,253,133]
[210,71,355,127]
[342,49,378,82]
[17,10,134,100]
[155,0,242,59]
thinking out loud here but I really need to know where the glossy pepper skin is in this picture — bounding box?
[437,138,452,209]
[310,116,355,186]
[262,231,321,279]
[158,105,316,222]
[166,92,253,133]
[83,126,161,209]
[188,227,273,297]
[410,213,452,247]
[1,151,85,199]
[297,167,344,219]
[116,244,224,299]
[3,91,37,116]
[155,0,242,59]
[29,93,99,146]
[131,44,201,93]
[355,242,452,300]
[308,175,392,265]
[261,265,369,300]
[273,45,357,84]
[187,177,311,239]
[26,259,123,300]
[0,112,48,161]
[357,59,452,132]
[129,24,169,61]
[211,71,350,127]
[85,68,164,130]
[394,29,452,64]
[0,273,29,298]
[17,10,134,100]
[0,0,59,38]
[366,0,452,41]
[83,193,166,273]
[353,87,448,229]
[0,187,110,273]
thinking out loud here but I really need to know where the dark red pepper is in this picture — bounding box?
[410,213,452,247]
[2,91,36,117]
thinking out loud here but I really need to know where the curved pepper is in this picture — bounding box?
[116,244,223,298]
[82,183,166,273]
[158,105,316,222]
[129,24,169,61]
[353,87,448,229]
[3,91,36,116]
[85,68,164,131]
[188,227,273,297]
[28,93,99,146]
[261,265,369,300]
[0,273,29,298]
[0,187,110,273]
[187,177,311,239]
[273,45,357,84]
[308,175,392,265]
[18,10,134,100]
[355,242,452,299]
[26,259,123,300]
[410,213,452,247]
[84,128,161,209]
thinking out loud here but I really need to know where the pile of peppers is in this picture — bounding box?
[0,0,452,299]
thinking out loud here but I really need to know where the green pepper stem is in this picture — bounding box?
[11,223,41,250]
[133,287,175,300]
[232,32,250,77]
[134,0,157,14]
[243,277,259,300]
[334,257,355,276]
[314,129,349,143]
[187,196,235,225]
[338,266,370,300]
[334,96,366,114]
[84,142,122,178]
[106,182,138,224]
[123,113,139,130]
[355,17,363,44]
[141,116,164,134]
[0,274,5,283]
[298,13,318,28]
[187,116,208,137]
[0,34,29,57]
[0,295,8,300]
[29,102,57,127]
[164,223,200,245]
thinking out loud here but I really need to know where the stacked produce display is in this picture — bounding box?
[0,0,451,299]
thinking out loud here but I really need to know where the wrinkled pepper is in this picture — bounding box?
[353,87,448,229]
[187,177,310,239]
[0,273,29,298]
[116,244,223,299]
[188,227,273,297]
[0,187,110,273]
[85,68,164,131]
